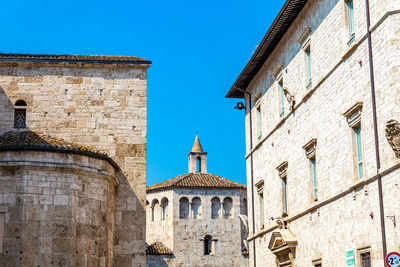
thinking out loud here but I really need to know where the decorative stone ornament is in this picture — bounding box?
[386,119,400,157]
[268,229,297,267]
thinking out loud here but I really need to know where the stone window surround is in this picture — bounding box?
[276,161,288,214]
[14,99,27,129]
[312,258,322,267]
[357,245,371,267]
[343,102,365,180]
[200,235,218,256]
[303,139,318,201]
[343,102,363,128]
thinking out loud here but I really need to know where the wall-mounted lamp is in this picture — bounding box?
[234,102,246,110]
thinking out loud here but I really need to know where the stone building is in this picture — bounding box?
[146,136,249,267]
[0,54,151,266]
[226,0,400,266]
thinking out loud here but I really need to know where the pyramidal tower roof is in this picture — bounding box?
[191,135,203,153]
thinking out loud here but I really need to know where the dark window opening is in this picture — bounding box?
[196,157,201,172]
[360,252,371,267]
[14,100,27,129]
[204,235,212,255]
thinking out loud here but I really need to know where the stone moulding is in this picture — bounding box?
[268,229,297,267]
[302,138,317,159]
[343,102,363,127]
[386,119,400,157]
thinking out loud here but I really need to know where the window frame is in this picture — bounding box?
[357,246,372,267]
[14,100,27,129]
[304,44,312,89]
[346,0,355,45]
[256,105,262,140]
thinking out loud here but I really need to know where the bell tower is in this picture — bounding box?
[188,135,207,173]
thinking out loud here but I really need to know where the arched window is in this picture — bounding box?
[223,197,233,219]
[204,235,212,255]
[151,199,160,222]
[161,198,169,220]
[196,157,201,172]
[211,197,221,219]
[14,99,27,129]
[191,197,201,219]
[179,197,189,219]
[242,198,248,216]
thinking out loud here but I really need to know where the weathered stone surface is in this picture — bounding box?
[236,0,400,266]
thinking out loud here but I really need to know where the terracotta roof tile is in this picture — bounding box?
[0,130,118,168]
[0,53,151,65]
[146,242,173,255]
[147,172,246,192]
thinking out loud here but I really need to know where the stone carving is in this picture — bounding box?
[386,119,400,157]
[283,87,296,111]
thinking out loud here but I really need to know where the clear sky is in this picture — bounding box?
[1,0,286,186]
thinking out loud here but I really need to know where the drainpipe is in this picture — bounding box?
[234,86,256,267]
[364,0,387,261]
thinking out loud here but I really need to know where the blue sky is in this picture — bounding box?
[0,0,286,185]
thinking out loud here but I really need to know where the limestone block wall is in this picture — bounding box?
[0,151,117,266]
[146,190,175,250]
[241,0,400,266]
[170,188,248,267]
[0,61,149,266]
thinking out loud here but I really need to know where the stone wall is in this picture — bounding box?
[0,150,117,266]
[146,188,248,267]
[0,61,149,266]
[241,0,400,266]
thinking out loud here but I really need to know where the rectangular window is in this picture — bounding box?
[305,45,312,88]
[360,252,371,267]
[279,79,284,118]
[257,106,262,139]
[259,192,264,227]
[346,0,355,44]
[282,177,288,214]
[310,157,317,200]
[354,126,364,178]
[0,212,4,253]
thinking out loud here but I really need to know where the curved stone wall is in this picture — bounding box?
[0,150,118,267]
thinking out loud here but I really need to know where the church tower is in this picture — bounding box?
[188,135,207,173]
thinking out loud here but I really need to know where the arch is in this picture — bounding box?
[223,197,233,219]
[15,100,27,106]
[242,198,248,216]
[179,197,189,219]
[151,199,160,222]
[14,99,27,129]
[161,197,169,220]
[204,235,212,255]
[191,197,201,219]
[211,197,221,219]
[196,157,201,172]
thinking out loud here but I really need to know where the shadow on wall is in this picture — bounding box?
[0,76,146,266]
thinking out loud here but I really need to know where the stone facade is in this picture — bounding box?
[227,0,400,266]
[146,137,249,267]
[0,54,151,266]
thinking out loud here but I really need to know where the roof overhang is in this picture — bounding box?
[226,0,308,98]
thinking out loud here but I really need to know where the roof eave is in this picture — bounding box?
[225,0,308,99]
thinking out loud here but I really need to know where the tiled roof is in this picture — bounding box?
[0,53,151,65]
[146,242,173,255]
[0,131,118,168]
[147,172,246,192]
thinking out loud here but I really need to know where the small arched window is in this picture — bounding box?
[204,235,212,255]
[223,197,233,219]
[146,201,150,222]
[151,199,160,222]
[161,198,169,220]
[191,197,201,219]
[179,197,189,219]
[211,197,221,219]
[196,157,201,172]
[14,100,27,129]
